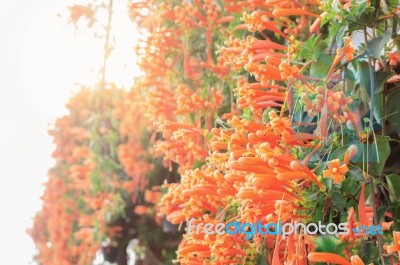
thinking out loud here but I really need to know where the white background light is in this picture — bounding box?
[0,0,139,263]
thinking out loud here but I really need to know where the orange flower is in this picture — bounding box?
[68,4,94,24]
[358,183,369,227]
[309,253,367,265]
[388,51,399,66]
[242,11,290,40]
[385,231,400,257]
[323,159,349,183]
[344,144,358,164]
[279,61,299,81]
[134,205,148,215]
[308,252,351,265]
[343,37,355,60]
[328,37,355,76]
[381,221,393,230]
[272,8,320,18]
[350,255,365,265]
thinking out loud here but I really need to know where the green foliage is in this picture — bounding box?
[351,136,391,176]
[299,35,320,61]
[386,174,400,202]
[386,90,400,135]
[366,32,391,59]
[310,54,333,79]
[314,235,349,255]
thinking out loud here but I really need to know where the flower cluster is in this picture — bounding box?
[31,0,400,264]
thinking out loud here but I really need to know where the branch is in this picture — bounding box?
[101,0,114,85]
[363,26,386,265]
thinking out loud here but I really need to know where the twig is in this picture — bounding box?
[363,26,385,265]
[100,0,114,85]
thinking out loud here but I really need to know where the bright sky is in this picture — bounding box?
[0,0,139,263]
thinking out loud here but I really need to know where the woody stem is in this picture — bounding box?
[363,26,385,265]
[101,0,114,85]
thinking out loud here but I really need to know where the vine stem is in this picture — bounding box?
[363,28,375,124]
[101,0,114,85]
[363,27,385,265]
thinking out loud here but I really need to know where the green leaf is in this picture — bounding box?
[353,2,367,16]
[356,61,372,107]
[344,68,356,92]
[342,174,359,195]
[193,160,206,169]
[313,40,328,61]
[314,236,349,255]
[366,32,391,58]
[386,174,400,202]
[389,201,400,230]
[356,12,376,28]
[347,167,364,182]
[299,35,320,60]
[322,177,333,192]
[227,14,241,32]
[351,136,390,176]
[373,72,394,125]
[315,201,324,221]
[386,90,400,135]
[329,144,349,161]
[376,71,395,93]
[388,0,399,9]
[215,0,225,13]
[256,254,268,265]
[242,108,252,120]
[314,235,337,253]
[362,241,381,263]
[336,24,348,47]
[376,205,389,222]
[311,54,333,79]
[307,191,322,202]
[331,190,347,215]
[314,161,326,176]
[262,108,274,123]
[364,182,373,205]
[374,93,383,125]
[327,22,341,42]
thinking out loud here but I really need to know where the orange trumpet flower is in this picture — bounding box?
[385,231,400,256]
[323,159,349,184]
[272,8,320,18]
[308,252,351,265]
